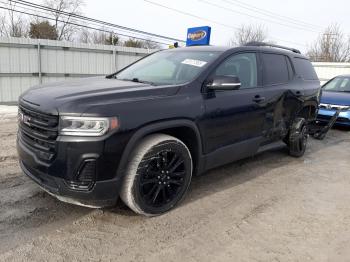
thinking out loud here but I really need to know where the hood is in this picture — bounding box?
[20,77,180,115]
[320,91,350,106]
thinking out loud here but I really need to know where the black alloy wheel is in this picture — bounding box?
[139,150,186,208]
[120,134,193,216]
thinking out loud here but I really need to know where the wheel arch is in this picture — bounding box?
[116,119,204,180]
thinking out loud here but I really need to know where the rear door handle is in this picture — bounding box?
[253,95,265,103]
[295,91,303,97]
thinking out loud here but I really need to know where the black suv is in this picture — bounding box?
[17,42,320,216]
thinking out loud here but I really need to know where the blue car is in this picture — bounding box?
[317,75,350,126]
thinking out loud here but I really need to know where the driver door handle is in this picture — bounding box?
[253,95,265,103]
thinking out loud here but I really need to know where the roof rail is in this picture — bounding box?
[244,41,301,54]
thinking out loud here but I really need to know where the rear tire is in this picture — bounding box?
[120,134,193,216]
[288,117,308,157]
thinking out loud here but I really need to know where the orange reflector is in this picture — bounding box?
[110,117,119,130]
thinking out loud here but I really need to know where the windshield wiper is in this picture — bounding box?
[119,78,156,86]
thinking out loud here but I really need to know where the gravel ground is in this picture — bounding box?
[0,118,350,262]
[0,106,17,121]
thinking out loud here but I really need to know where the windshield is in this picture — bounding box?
[115,50,221,85]
[323,76,350,92]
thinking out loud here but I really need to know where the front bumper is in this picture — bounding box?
[20,160,120,208]
[17,135,122,208]
[317,108,350,126]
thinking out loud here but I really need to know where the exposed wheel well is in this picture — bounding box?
[284,105,317,144]
[297,105,317,121]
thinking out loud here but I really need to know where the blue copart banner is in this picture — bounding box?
[186,26,211,46]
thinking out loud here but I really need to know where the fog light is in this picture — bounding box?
[66,180,94,191]
[77,160,96,182]
[66,160,96,191]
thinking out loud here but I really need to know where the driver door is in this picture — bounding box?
[199,52,267,168]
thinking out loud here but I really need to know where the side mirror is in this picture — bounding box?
[206,75,241,90]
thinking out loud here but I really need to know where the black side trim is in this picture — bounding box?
[204,137,262,170]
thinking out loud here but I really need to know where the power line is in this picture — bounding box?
[0,0,166,44]
[144,0,308,47]
[3,0,311,48]
[198,0,319,33]
[0,5,172,45]
[221,0,321,30]
[11,0,185,43]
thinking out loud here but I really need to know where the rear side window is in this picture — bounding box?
[293,58,318,80]
[262,53,289,85]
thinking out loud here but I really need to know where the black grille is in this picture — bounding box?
[18,105,58,162]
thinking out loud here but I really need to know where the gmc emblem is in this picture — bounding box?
[19,112,31,126]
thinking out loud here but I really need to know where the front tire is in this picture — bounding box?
[120,134,193,216]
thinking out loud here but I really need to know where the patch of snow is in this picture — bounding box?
[0,106,18,121]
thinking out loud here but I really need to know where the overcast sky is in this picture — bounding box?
[37,0,350,52]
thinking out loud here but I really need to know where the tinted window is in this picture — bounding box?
[262,53,289,85]
[293,58,318,80]
[214,53,257,88]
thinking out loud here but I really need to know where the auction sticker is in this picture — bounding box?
[181,59,207,67]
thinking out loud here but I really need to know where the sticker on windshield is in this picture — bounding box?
[181,59,207,67]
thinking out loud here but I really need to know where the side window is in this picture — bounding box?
[323,77,342,91]
[214,53,257,89]
[293,58,318,80]
[340,78,350,88]
[262,53,289,85]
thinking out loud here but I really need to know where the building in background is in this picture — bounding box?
[1,37,350,103]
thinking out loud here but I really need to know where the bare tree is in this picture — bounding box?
[307,24,350,62]
[78,29,160,48]
[104,33,119,46]
[43,0,84,41]
[79,28,91,43]
[6,0,27,37]
[79,28,121,46]
[0,13,7,37]
[91,30,110,45]
[123,38,160,49]
[229,24,268,47]
[123,38,143,48]
[142,39,160,49]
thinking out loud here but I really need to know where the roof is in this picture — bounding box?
[166,45,231,52]
[165,45,307,59]
[334,74,350,77]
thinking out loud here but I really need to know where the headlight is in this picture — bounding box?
[59,116,119,136]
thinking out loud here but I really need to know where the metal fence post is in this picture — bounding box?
[114,49,118,72]
[37,41,42,84]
